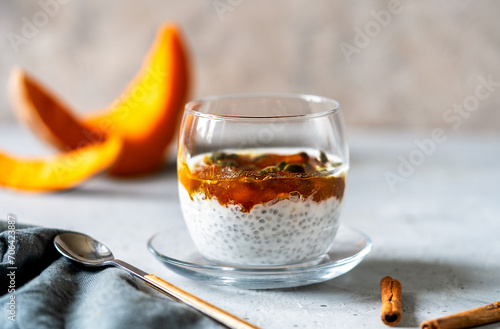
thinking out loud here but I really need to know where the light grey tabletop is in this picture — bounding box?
[1,123,499,329]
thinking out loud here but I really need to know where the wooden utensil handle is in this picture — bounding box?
[144,274,260,329]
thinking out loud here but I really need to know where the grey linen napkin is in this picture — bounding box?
[0,221,224,329]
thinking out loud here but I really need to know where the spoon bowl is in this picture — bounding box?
[54,233,114,266]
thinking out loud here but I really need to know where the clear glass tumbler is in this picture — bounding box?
[177,93,348,266]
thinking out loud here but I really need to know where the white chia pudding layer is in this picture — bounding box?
[179,187,342,266]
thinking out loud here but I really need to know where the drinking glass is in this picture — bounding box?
[177,93,348,266]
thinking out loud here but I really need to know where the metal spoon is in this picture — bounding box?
[54,232,259,329]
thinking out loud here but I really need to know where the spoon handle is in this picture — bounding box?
[143,274,260,329]
[110,259,259,328]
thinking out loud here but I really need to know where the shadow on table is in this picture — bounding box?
[282,258,490,327]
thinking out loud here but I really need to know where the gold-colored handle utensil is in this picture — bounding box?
[54,232,259,329]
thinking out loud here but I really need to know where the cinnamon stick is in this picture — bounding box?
[380,276,403,326]
[420,301,500,329]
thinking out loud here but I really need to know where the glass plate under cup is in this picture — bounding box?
[148,224,372,289]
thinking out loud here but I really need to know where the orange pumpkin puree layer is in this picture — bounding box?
[178,151,346,212]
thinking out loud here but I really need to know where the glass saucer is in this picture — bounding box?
[148,224,372,289]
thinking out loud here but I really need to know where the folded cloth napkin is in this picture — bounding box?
[0,220,224,329]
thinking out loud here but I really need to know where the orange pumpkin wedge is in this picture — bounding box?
[84,23,189,175]
[9,68,98,151]
[9,23,189,176]
[0,134,121,192]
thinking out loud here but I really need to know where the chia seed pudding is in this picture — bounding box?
[178,148,347,266]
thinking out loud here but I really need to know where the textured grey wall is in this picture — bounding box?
[0,0,499,131]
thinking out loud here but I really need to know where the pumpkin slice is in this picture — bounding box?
[0,134,121,192]
[9,68,99,151]
[9,23,189,176]
[84,23,189,175]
